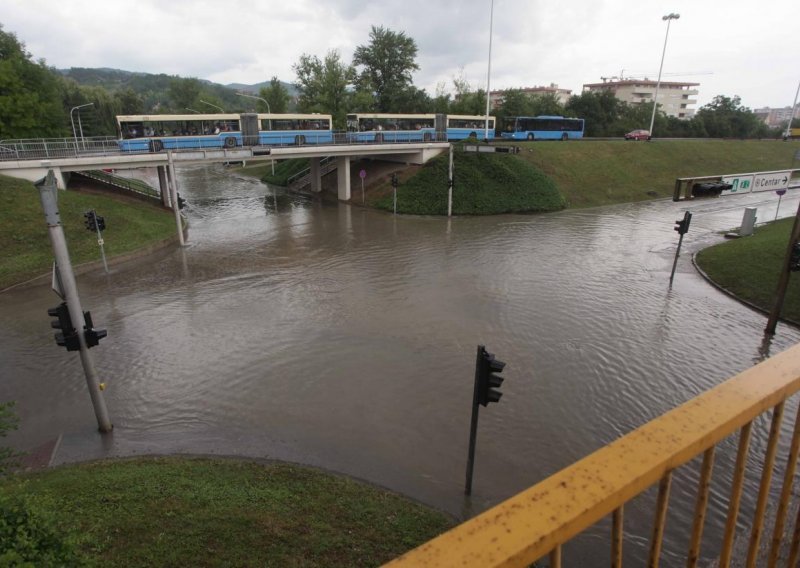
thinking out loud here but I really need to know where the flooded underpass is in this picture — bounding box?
[3,164,799,565]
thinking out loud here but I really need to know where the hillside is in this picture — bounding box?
[58,67,297,112]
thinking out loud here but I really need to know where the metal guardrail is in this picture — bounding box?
[385,342,800,568]
[0,132,452,163]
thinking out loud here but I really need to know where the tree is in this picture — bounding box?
[258,77,290,114]
[695,95,766,138]
[168,77,202,111]
[449,71,487,115]
[115,87,144,115]
[294,50,355,128]
[353,26,419,112]
[565,90,623,137]
[0,25,67,138]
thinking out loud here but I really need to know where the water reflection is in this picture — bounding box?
[1,163,799,566]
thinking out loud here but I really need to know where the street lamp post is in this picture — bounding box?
[199,99,224,113]
[648,13,680,139]
[484,0,495,143]
[70,103,94,152]
[235,92,271,114]
[236,92,274,174]
[784,80,800,141]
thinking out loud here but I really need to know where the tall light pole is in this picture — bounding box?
[70,103,94,150]
[484,0,495,143]
[648,13,680,138]
[236,92,275,173]
[236,92,271,114]
[784,80,800,140]
[199,99,224,113]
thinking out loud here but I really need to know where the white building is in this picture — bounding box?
[581,79,699,119]
[753,106,800,128]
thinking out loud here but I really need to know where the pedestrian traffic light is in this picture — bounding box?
[790,242,800,272]
[84,210,97,231]
[95,215,106,231]
[477,345,505,407]
[82,311,107,348]
[674,211,692,235]
[48,302,80,351]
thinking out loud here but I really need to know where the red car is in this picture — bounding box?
[625,129,651,141]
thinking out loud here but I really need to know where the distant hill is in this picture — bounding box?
[58,68,297,112]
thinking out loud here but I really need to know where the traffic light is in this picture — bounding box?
[82,311,107,348]
[391,173,398,188]
[48,302,80,351]
[477,345,505,407]
[95,215,106,231]
[790,242,800,272]
[674,211,692,235]
[177,194,186,210]
[84,210,97,231]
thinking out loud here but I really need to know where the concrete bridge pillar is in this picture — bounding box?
[157,165,171,207]
[310,158,322,193]
[336,156,351,201]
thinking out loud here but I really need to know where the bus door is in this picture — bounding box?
[435,114,447,142]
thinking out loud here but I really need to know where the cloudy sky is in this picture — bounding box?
[3,0,799,109]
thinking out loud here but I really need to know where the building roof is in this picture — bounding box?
[583,79,699,88]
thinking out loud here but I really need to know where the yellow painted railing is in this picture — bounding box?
[385,342,800,568]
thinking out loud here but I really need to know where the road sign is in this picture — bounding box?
[721,174,753,196]
[776,189,787,196]
[752,171,790,193]
[359,169,366,179]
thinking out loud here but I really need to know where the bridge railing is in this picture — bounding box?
[385,342,800,568]
[0,137,120,161]
[0,132,453,162]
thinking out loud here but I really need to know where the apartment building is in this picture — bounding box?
[753,106,800,128]
[489,84,572,109]
[582,79,699,119]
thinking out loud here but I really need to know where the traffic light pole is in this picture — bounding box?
[465,345,483,496]
[448,144,454,218]
[668,232,685,289]
[167,151,186,247]
[669,211,692,289]
[765,200,800,335]
[92,210,109,273]
[37,171,113,433]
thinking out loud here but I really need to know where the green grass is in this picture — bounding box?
[254,158,311,186]
[0,174,176,289]
[371,150,566,215]
[508,139,800,209]
[695,218,800,322]
[0,457,453,567]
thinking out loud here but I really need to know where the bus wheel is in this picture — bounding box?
[527,133,534,141]
[295,135,306,145]
[561,133,568,141]
[375,133,384,143]
[150,139,164,152]
[423,132,432,142]
[224,137,236,148]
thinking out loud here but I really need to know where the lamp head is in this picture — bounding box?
[663,13,680,20]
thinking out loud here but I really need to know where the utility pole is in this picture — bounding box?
[37,171,112,433]
[765,200,800,334]
[448,144,454,217]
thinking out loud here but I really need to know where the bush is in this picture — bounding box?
[0,493,83,566]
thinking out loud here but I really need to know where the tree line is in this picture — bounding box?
[0,24,786,140]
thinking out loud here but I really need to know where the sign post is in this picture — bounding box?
[359,169,366,205]
[775,188,787,221]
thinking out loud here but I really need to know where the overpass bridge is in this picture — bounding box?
[0,136,448,202]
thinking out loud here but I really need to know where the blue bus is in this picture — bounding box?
[500,116,585,141]
[346,113,496,143]
[116,113,333,152]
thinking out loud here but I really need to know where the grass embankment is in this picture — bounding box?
[235,158,310,186]
[1,457,453,566]
[511,139,800,209]
[0,174,176,289]
[371,149,565,215]
[695,218,800,322]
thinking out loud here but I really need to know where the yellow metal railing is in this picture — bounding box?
[385,342,800,568]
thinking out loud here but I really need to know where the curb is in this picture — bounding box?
[692,252,800,329]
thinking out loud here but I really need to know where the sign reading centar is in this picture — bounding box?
[752,171,791,193]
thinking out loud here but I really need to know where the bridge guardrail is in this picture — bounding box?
[386,342,800,568]
[0,132,452,163]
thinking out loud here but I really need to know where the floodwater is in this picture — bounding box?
[2,164,800,565]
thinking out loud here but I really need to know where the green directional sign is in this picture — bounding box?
[722,175,753,195]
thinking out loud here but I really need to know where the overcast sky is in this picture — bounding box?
[3,0,799,109]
